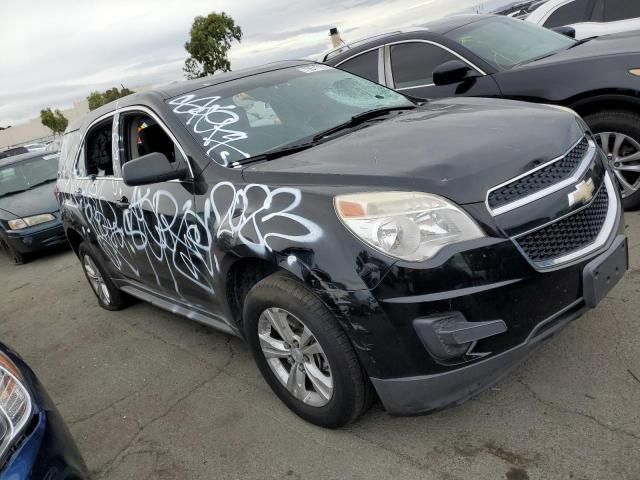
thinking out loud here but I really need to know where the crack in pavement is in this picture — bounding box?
[516,377,640,442]
[95,337,234,479]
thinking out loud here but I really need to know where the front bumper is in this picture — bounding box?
[3,219,67,254]
[371,300,587,415]
[368,234,627,415]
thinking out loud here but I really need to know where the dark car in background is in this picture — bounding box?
[57,61,625,427]
[0,342,88,479]
[324,15,640,208]
[0,151,67,264]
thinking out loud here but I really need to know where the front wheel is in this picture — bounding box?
[584,110,640,210]
[243,272,372,428]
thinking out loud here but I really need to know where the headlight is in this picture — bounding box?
[7,214,55,230]
[0,353,32,461]
[630,68,640,77]
[335,191,485,262]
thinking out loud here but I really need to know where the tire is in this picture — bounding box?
[0,238,27,265]
[243,272,371,428]
[584,109,640,210]
[78,241,129,311]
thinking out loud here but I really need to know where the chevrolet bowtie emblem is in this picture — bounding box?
[568,178,595,207]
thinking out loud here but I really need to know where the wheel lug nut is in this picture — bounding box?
[298,364,304,371]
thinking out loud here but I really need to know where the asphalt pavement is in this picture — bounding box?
[1,216,639,479]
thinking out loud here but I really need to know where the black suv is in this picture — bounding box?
[57,61,627,428]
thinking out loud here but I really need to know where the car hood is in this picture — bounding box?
[243,97,584,205]
[0,182,58,219]
[519,30,640,67]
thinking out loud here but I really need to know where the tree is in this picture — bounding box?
[183,12,242,79]
[87,86,134,111]
[40,108,68,135]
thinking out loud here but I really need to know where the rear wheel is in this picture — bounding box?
[243,272,372,428]
[78,242,128,311]
[584,110,640,210]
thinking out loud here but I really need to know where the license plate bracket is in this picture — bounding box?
[583,235,628,308]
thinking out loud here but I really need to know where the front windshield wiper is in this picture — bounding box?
[0,188,29,198]
[231,106,417,166]
[27,178,57,189]
[232,142,320,166]
[567,36,596,49]
[312,106,416,141]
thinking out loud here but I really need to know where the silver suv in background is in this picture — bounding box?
[493,0,640,39]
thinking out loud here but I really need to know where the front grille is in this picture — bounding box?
[488,137,589,210]
[516,184,609,264]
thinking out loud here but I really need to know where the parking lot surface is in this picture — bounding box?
[1,217,639,480]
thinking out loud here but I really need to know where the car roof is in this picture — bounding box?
[66,60,315,133]
[322,15,491,62]
[0,150,52,168]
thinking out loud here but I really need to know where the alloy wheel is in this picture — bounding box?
[83,255,111,305]
[258,307,333,407]
[595,132,640,198]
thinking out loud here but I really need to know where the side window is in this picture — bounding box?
[543,0,591,27]
[604,0,640,21]
[85,119,114,177]
[390,42,458,89]
[339,50,380,83]
[120,113,185,167]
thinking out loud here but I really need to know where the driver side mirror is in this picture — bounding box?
[433,60,479,86]
[551,26,576,38]
[122,152,188,187]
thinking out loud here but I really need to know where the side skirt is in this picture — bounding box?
[117,282,241,337]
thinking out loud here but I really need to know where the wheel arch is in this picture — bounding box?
[65,227,84,257]
[567,91,640,118]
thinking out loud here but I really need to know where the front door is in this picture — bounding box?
[385,41,502,100]
[114,108,214,307]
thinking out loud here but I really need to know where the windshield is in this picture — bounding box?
[0,153,60,197]
[446,17,576,70]
[168,65,414,166]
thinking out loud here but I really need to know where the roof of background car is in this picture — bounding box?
[0,150,52,168]
[323,15,491,63]
[66,60,314,133]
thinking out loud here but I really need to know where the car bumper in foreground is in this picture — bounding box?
[370,235,628,416]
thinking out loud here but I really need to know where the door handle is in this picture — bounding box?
[116,196,130,207]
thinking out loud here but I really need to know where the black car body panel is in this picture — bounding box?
[324,15,640,109]
[56,61,626,417]
[0,343,88,479]
[243,97,585,205]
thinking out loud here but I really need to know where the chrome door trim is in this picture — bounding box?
[384,39,488,89]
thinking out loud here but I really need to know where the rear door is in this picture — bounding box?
[384,41,502,100]
[80,115,140,278]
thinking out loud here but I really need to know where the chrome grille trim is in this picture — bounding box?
[486,137,597,216]
[511,173,618,270]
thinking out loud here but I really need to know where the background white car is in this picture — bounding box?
[494,0,640,39]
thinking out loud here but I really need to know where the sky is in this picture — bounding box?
[0,0,504,126]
